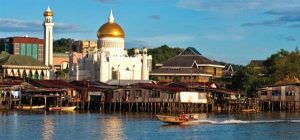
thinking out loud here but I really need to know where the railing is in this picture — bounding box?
[285,96,295,101]
[271,96,281,101]
[260,95,269,101]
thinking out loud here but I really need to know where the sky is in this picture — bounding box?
[1,0,300,65]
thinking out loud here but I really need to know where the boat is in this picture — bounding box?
[242,108,260,113]
[156,114,196,124]
[49,106,77,111]
[15,105,45,110]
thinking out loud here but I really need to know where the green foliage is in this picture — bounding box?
[230,66,271,97]
[266,48,300,82]
[55,68,68,80]
[53,38,74,53]
[149,45,183,69]
[230,48,300,96]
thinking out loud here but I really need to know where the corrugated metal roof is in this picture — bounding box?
[0,51,46,67]
[106,80,153,86]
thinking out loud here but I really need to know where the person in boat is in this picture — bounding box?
[180,112,188,119]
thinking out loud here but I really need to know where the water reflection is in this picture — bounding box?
[99,115,124,140]
[42,113,54,140]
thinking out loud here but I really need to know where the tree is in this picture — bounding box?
[53,38,74,53]
[230,48,300,96]
[266,48,300,83]
[55,68,68,80]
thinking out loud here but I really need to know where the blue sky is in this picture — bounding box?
[1,0,300,64]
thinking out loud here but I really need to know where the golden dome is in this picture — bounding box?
[43,6,53,17]
[97,22,125,38]
[97,10,125,38]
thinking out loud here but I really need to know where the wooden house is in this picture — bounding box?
[257,83,300,111]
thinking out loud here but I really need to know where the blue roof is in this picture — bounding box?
[179,47,202,56]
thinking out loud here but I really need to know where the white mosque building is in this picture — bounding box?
[69,10,152,83]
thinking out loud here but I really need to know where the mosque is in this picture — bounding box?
[69,10,152,83]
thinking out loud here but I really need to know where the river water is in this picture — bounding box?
[1,111,300,140]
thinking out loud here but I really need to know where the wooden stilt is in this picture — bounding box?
[0,92,2,110]
[44,96,47,110]
[30,96,33,110]
[109,102,112,112]
[114,102,116,112]
[280,102,282,111]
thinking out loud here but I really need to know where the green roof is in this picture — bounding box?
[0,51,46,67]
[53,53,69,57]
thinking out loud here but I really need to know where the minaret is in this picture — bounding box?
[142,47,149,80]
[43,6,54,66]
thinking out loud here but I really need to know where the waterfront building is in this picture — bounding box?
[53,52,82,70]
[250,60,267,70]
[257,83,300,111]
[0,36,44,62]
[70,10,152,82]
[150,47,224,83]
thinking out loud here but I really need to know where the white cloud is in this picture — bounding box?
[0,18,88,33]
[177,0,300,12]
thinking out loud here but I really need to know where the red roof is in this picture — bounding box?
[70,80,116,91]
[30,80,82,90]
[11,37,44,44]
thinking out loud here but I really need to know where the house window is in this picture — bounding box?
[135,90,142,97]
[286,90,295,96]
[272,91,281,96]
[124,90,130,101]
[150,90,160,98]
[168,93,175,99]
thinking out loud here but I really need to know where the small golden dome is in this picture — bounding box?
[44,6,53,17]
[97,22,125,38]
[44,11,53,16]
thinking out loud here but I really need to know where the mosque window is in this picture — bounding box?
[32,44,38,60]
[26,44,32,56]
[20,43,26,55]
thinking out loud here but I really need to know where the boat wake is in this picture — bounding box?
[192,119,300,125]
